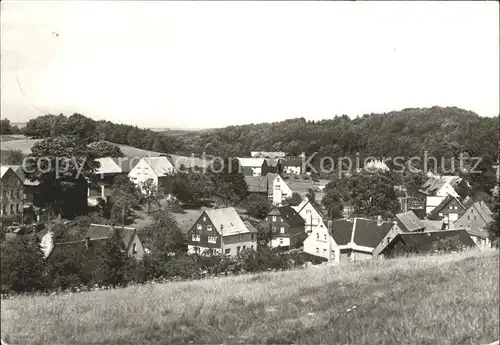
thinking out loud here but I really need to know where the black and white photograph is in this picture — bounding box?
[0,1,499,344]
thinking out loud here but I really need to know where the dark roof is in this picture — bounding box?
[353,218,394,248]
[396,211,425,232]
[331,218,394,248]
[331,219,354,246]
[429,196,465,217]
[275,206,305,227]
[87,224,137,250]
[386,230,476,253]
[282,157,303,167]
[265,158,282,167]
[245,176,268,193]
[46,238,108,266]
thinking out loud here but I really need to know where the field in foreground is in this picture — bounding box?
[1,250,498,345]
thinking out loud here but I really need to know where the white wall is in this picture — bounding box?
[284,166,301,175]
[296,202,323,233]
[303,223,339,264]
[272,176,293,205]
[128,159,159,191]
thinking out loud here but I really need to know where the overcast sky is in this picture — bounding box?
[1,1,498,129]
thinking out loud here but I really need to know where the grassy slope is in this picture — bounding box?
[1,250,498,345]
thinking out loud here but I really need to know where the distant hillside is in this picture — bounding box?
[172,106,499,161]
[1,250,497,345]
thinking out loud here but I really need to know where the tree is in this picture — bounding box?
[171,172,213,205]
[88,141,124,158]
[487,191,499,248]
[140,209,187,256]
[1,237,47,293]
[244,194,272,219]
[46,243,91,290]
[141,178,159,214]
[402,170,427,197]
[0,150,24,165]
[322,185,344,219]
[284,192,303,207]
[24,135,100,219]
[96,228,133,287]
[0,118,21,135]
[209,158,248,205]
[109,175,140,225]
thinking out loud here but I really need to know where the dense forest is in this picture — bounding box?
[172,107,499,162]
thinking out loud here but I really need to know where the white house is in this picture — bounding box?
[268,174,293,205]
[128,156,175,192]
[303,221,339,264]
[236,158,267,176]
[419,174,469,215]
[292,197,323,233]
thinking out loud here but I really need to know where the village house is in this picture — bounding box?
[250,151,286,159]
[262,205,305,249]
[281,157,303,175]
[128,156,175,193]
[451,200,493,249]
[303,220,339,263]
[292,197,324,233]
[46,224,145,263]
[268,174,294,205]
[330,216,397,262]
[427,195,469,228]
[1,166,24,217]
[236,158,268,176]
[244,176,269,196]
[378,230,476,258]
[264,158,283,175]
[186,207,258,256]
[418,174,470,215]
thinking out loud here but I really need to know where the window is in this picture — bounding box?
[237,246,241,254]
[2,190,6,199]
[207,225,213,231]
[251,245,254,249]
[192,234,200,242]
[265,217,268,221]
[316,233,319,240]
[272,226,276,232]
[243,245,246,250]
[275,185,280,190]
[474,216,477,220]
[132,243,137,254]
[251,234,254,240]
[324,234,327,241]
[208,236,217,243]
[387,236,391,244]
[16,203,20,213]
[2,205,6,215]
[10,190,15,198]
[203,216,206,221]
[323,249,327,257]
[471,209,473,213]
[197,224,202,230]
[225,248,230,254]
[279,238,283,245]
[10,204,14,213]
[306,209,311,215]
[276,177,280,182]
[272,216,277,221]
[280,227,285,234]
[316,248,319,255]
[467,215,470,220]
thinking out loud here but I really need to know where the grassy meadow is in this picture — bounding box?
[1,250,498,345]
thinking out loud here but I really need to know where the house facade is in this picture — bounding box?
[303,221,339,263]
[281,157,303,175]
[451,201,493,249]
[236,158,267,177]
[262,206,305,249]
[428,196,467,228]
[128,156,175,193]
[268,174,293,205]
[186,207,258,256]
[0,166,24,217]
[292,197,323,233]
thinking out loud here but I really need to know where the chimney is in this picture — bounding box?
[377,215,383,226]
[84,236,91,249]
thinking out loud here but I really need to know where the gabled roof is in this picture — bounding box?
[293,197,323,217]
[420,219,446,231]
[331,218,394,249]
[265,158,282,167]
[275,205,305,227]
[464,201,493,224]
[204,207,256,236]
[167,154,209,170]
[385,230,476,253]
[111,157,140,173]
[396,211,425,232]
[87,224,137,250]
[353,218,394,248]
[428,195,465,217]
[95,157,122,175]
[419,175,462,195]
[281,157,303,167]
[236,158,266,168]
[142,156,175,177]
[245,176,268,193]
[1,165,14,179]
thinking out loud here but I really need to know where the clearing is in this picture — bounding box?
[1,250,498,345]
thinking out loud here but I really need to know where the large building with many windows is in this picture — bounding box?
[0,166,24,217]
